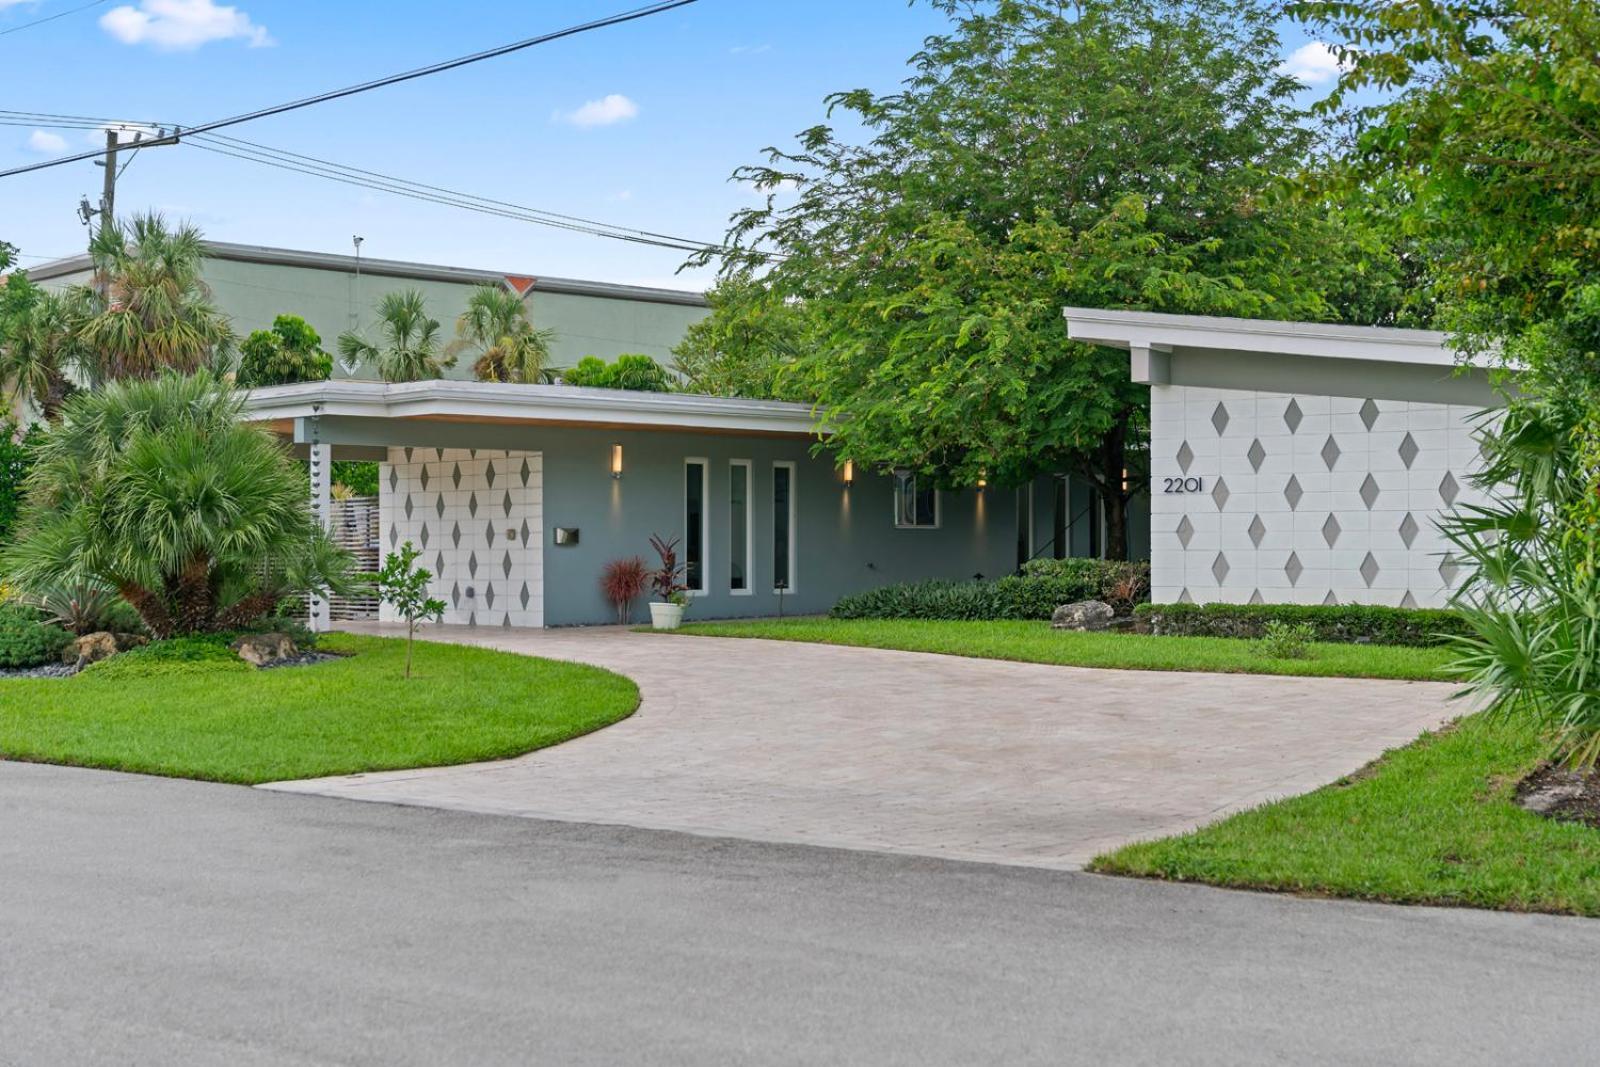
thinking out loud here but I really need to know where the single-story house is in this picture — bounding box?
[1065,308,1499,609]
[243,379,1124,629]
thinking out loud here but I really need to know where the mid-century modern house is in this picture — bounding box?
[1065,308,1498,609]
[27,241,711,376]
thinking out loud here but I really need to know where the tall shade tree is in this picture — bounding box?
[338,289,454,383]
[75,213,235,382]
[692,0,1404,558]
[672,272,816,400]
[0,373,353,638]
[450,284,557,384]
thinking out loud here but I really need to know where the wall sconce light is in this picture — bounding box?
[842,459,854,487]
[977,472,988,489]
[611,443,624,479]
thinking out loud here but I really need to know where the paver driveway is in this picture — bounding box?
[262,624,1456,868]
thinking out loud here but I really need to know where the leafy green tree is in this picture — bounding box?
[374,541,446,679]
[1,288,88,422]
[337,290,454,383]
[561,353,673,392]
[694,0,1404,558]
[74,213,235,383]
[672,272,815,400]
[450,285,557,384]
[1,373,352,638]
[331,460,380,497]
[236,314,333,388]
[0,420,41,546]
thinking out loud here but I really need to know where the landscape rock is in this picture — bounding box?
[1051,600,1116,632]
[61,631,146,666]
[232,632,298,667]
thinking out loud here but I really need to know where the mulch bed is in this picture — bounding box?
[1516,764,1600,829]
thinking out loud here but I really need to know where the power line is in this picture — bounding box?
[0,0,109,39]
[0,0,697,180]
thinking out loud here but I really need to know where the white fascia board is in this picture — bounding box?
[1063,306,1458,368]
[242,380,825,436]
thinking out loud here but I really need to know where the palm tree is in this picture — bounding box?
[1,372,353,637]
[449,284,557,384]
[74,213,235,382]
[1,287,91,422]
[337,289,455,383]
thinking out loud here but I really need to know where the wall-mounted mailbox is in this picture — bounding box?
[554,527,580,546]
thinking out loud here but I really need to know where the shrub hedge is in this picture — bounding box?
[0,604,73,669]
[1134,602,1470,647]
[830,560,1150,621]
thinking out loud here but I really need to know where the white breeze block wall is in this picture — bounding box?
[1149,386,1489,608]
[379,448,544,628]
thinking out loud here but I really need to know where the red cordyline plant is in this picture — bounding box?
[648,533,687,603]
[599,556,649,624]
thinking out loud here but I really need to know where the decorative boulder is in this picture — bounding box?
[1051,600,1116,632]
[61,631,146,666]
[232,632,297,667]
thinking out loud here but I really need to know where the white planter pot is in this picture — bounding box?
[649,602,684,631]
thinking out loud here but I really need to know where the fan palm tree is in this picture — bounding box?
[449,284,557,384]
[337,289,454,383]
[74,213,235,383]
[0,372,353,637]
[1,288,91,422]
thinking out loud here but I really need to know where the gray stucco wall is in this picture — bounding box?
[307,415,1023,625]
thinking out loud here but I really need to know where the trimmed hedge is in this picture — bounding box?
[831,560,1150,621]
[1134,602,1470,648]
[0,604,73,669]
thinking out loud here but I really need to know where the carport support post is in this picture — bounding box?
[308,440,333,633]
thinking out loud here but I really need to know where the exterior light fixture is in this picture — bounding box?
[611,443,624,479]
[842,459,854,487]
[977,472,988,489]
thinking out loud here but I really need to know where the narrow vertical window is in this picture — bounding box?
[685,459,707,593]
[893,471,940,528]
[730,460,751,593]
[773,462,795,592]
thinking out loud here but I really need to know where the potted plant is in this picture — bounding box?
[647,533,689,630]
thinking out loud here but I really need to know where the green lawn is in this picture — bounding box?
[1092,716,1600,916]
[669,617,1455,681]
[0,633,639,784]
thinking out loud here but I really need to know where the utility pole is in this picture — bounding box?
[98,128,118,239]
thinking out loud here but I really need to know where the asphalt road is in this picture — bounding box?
[4,760,1597,1066]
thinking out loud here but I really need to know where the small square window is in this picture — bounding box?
[894,472,939,528]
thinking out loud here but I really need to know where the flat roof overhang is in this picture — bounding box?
[242,380,827,447]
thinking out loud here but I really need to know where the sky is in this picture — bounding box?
[0,0,1341,292]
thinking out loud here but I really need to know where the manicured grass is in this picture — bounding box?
[669,617,1454,681]
[0,633,638,785]
[1091,716,1600,917]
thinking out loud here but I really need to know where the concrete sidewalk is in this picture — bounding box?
[262,624,1455,868]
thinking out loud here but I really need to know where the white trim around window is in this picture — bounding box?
[729,459,753,596]
[892,470,941,529]
[684,457,709,595]
[773,460,797,594]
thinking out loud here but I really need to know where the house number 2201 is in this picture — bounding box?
[1162,476,1204,494]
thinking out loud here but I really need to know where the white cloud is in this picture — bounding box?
[1277,42,1350,86]
[556,94,639,128]
[27,130,66,153]
[100,0,271,51]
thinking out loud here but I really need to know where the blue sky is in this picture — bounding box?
[1,0,1338,291]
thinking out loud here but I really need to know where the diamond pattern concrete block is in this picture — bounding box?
[419,466,431,492]
[503,615,512,629]
[1359,473,1381,510]
[388,523,399,550]
[451,463,463,490]
[388,467,399,493]
[1440,553,1462,587]
[451,582,461,609]
[450,521,461,549]
[1285,552,1304,586]
[520,518,531,545]
[1249,589,1265,605]
[1440,471,1460,506]
[1211,476,1230,511]
[468,552,478,579]
[1399,432,1420,470]
[1360,398,1381,431]
[1176,440,1195,474]
[435,449,444,462]
[403,494,414,520]
[1322,513,1342,547]
[1248,514,1267,548]
[435,552,444,577]
[1211,402,1230,436]
[502,551,513,579]
[435,496,446,520]
[485,462,497,488]
[1321,435,1342,471]
[1400,591,1419,609]
[1360,552,1380,587]
[1211,551,1230,584]
[484,584,495,610]
[520,458,532,487]
[1284,475,1304,511]
[1178,588,1194,605]
[1323,590,1339,606]
[1399,512,1420,549]
[1283,398,1303,434]
[1247,439,1267,473]
[404,447,414,464]
[468,611,476,628]
[503,491,513,518]
[468,492,479,519]
[486,522,497,548]
[419,524,431,550]
[1176,515,1195,548]
[520,582,531,610]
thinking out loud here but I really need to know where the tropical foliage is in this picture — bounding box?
[235,314,333,388]
[672,273,815,400]
[373,541,447,679]
[0,420,40,546]
[451,284,557,384]
[0,373,353,638]
[337,289,455,383]
[562,353,673,392]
